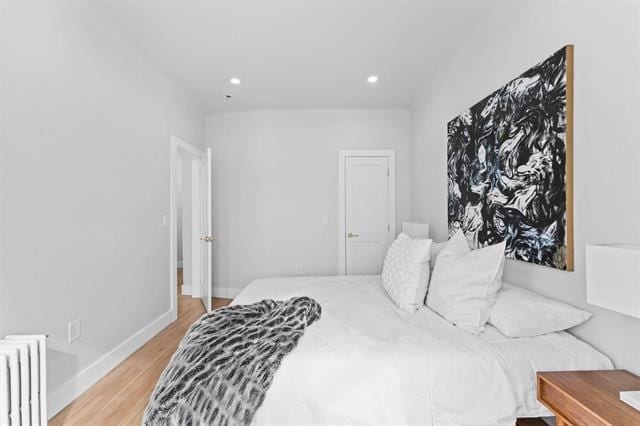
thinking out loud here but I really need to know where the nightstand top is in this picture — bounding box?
[537,370,640,425]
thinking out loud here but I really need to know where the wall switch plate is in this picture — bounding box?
[321,215,329,226]
[295,264,302,275]
[68,319,81,343]
[161,214,169,227]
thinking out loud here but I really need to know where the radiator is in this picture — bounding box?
[0,335,47,426]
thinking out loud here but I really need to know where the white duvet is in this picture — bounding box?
[233,275,518,426]
[479,326,612,418]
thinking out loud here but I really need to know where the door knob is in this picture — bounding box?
[201,236,214,242]
[346,232,359,238]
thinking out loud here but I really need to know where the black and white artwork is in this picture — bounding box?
[447,46,573,270]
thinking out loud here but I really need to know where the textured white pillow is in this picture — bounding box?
[382,233,432,313]
[489,283,592,337]
[427,238,506,334]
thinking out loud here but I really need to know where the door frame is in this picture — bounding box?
[338,149,396,275]
[169,135,206,321]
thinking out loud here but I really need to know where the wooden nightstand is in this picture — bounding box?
[537,370,640,426]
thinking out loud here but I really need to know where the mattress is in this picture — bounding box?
[232,274,612,425]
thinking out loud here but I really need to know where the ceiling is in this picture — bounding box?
[96,1,494,113]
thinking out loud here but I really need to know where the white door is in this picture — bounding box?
[344,156,392,275]
[200,148,213,312]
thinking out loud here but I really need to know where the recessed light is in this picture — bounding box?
[230,77,241,85]
[367,75,379,84]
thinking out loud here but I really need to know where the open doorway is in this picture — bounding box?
[176,147,199,299]
[169,136,213,319]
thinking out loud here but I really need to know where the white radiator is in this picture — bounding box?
[0,335,47,426]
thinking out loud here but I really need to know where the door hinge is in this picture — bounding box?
[387,168,390,176]
[388,224,390,232]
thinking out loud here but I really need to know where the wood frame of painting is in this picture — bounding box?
[565,45,574,271]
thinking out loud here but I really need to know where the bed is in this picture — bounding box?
[232,274,613,425]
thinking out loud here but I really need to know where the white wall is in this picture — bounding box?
[206,109,411,295]
[0,1,204,413]
[411,2,640,374]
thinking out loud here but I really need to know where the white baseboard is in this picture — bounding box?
[47,310,174,419]
[213,286,241,299]
[182,285,192,296]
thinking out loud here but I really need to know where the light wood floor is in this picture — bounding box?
[50,294,232,425]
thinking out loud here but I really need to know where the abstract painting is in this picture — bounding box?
[447,46,574,270]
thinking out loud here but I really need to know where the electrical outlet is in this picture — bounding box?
[295,264,302,275]
[161,214,169,227]
[68,319,81,343]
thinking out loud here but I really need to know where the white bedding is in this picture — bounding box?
[479,325,613,418]
[232,275,611,425]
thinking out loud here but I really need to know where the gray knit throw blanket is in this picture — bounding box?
[143,297,321,426]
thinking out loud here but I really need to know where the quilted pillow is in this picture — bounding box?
[382,233,432,313]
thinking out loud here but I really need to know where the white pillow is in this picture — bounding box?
[429,241,446,272]
[430,230,470,272]
[489,283,592,337]
[382,233,432,313]
[427,236,506,335]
